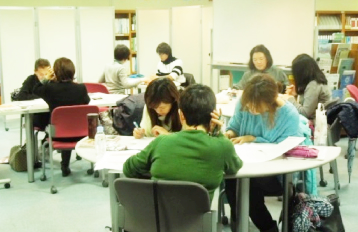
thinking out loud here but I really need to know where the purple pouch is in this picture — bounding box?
[285,146,319,158]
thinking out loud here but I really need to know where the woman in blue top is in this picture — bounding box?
[225,74,300,232]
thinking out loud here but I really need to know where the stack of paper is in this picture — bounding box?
[235,137,305,163]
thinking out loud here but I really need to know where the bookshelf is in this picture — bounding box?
[114,10,137,74]
[316,11,358,42]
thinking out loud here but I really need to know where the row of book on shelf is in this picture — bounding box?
[115,38,137,51]
[318,36,358,44]
[345,16,358,29]
[317,42,356,101]
[114,18,136,34]
[317,15,341,29]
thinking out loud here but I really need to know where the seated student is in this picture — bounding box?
[225,74,300,232]
[233,44,289,92]
[133,77,182,138]
[33,57,90,177]
[283,54,331,119]
[99,44,151,94]
[155,42,185,84]
[16,58,51,130]
[124,84,243,202]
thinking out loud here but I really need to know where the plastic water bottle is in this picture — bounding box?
[95,126,106,158]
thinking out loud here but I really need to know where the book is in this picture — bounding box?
[317,40,331,59]
[318,58,332,74]
[325,73,340,91]
[332,89,343,101]
[340,70,356,89]
[332,44,350,67]
[337,58,355,76]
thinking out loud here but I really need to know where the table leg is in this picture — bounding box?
[282,174,291,232]
[109,172,120,232]
[237,178,250,232]
[24,113,35,183]
[330,160,340,197]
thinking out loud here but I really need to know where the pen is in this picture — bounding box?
[133,121,139,128]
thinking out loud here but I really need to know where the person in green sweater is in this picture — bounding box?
[123,84,243,202]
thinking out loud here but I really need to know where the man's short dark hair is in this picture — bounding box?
[114,44,130,61]
[34,58,50,71]
[179,84,216,131]
[156,42,172,56]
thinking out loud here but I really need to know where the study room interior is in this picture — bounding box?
[0,0,358,232]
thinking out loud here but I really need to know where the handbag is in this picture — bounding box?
[99,109,119,135]
[9,144,27,172]
[309,194,345,232]
[285,146,319,158]
[314,103,328,146]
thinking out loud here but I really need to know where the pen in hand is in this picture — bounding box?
[133,122,145,138]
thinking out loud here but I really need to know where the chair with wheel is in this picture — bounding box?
[40,105,99,194]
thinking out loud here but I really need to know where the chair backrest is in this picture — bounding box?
[84,83,109,94]
[347,85,358,102]
[114,178,212,232]
[323,97,340,110]
[50,105,99,138]
[180,73,196,88]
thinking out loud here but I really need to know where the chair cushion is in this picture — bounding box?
[51,141,78,150]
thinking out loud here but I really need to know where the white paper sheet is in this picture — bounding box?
[235,136,305,163]
[94,150,140,171]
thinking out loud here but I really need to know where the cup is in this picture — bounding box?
[87,113,99,139]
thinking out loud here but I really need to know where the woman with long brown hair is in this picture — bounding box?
[225,74,300,232]
[133,77,181,138]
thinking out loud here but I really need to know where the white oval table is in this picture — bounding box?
[75,136,341,232]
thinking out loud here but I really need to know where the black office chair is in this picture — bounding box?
[180,73,196,88]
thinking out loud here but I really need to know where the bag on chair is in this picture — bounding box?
[314,103,328,146]
[9,144,27,172]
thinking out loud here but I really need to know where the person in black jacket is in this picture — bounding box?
[17,59,51,130]
[33,57,90,177]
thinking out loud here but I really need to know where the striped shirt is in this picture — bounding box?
[156,58,185,83]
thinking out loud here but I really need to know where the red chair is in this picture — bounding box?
[84,82,109,94]
[84,83,110,113]
[346,85,358,102]
[40,105,99,194]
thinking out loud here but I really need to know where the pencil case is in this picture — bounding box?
[285,146,319,158]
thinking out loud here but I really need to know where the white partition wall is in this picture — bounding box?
[213,0,315,66]
[137,9,170,76]
[0,8,36,104]
[37,8,77,70]
[172,6,202,83]
[78,7,114,83]
[201,7,213,86]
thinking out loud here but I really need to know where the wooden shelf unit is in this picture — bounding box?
[316,11,358,37]
[115,10,137,74]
